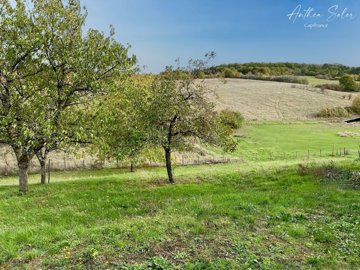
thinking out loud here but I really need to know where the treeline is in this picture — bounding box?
[203,63,360,80]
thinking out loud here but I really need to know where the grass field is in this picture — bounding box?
[0,160,359,269]
[230,121,360,161]
[206,79,352,120]
[1,79,360,269]
[299,76,339,86]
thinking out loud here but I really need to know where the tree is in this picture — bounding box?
[0,0,135,193]
[218,110,244,130]
[339,75,358,92]
[91,77,152,172]
[147,57,237,183]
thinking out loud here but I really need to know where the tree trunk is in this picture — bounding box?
[36,149,48,185]
[14,148,32,194]
[164,147,174,184]
[18,161,29,193]
[39,159,46,184]
[130,161,135,173]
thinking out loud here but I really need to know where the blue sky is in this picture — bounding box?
[82,0,360,72]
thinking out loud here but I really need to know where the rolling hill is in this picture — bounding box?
[206,79,353,120]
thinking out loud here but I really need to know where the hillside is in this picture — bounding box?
[206,79,353,120]
[0,79,357,174]
[1,161,359,269]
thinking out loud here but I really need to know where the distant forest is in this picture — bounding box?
[205,63,360,79]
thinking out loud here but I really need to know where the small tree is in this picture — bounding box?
[91,77,152,171]
[147,57,237,183]
[339,75,358,92]
[218,110,244,130]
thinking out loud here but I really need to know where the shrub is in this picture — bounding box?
[273,76,309,84]
[316,84,344,91]
[218,110,244,129]
[316,107,349,118]
[350,172,360,189]
[298,162,360,189]
[345,106,356,114]
[352,94,360,114]
[223,67,240,78]
[339,75,358,92]
[239,75,309,85]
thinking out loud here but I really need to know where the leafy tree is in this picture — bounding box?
[147,58,237,183]
[0,0,135,193]
[218,110,244,129]
[339,75,358,92]
[91,77,152,172]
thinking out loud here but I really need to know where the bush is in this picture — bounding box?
[223,67,240,78]
[316,107,349,118]
[218,110,244,129]
[272,76,309,84]
[350,172,360,189]
[339,75,359,92]
[352,94,360,114]
[316,84,344,91]
[239,75,308,85]
[298,162,360,189]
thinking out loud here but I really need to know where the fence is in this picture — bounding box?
[0,146,358,177]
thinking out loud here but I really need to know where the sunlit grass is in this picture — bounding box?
[0,160,359,269]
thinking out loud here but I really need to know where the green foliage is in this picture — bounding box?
[339,75,359,92]
[0,0,135,191]
[146,256,172,270]
[218,110,244,129]
[316,107,349,118]
[146,56,237,181]
[351,94,360,114]
[223,67,240,78]
[91,77,151,162]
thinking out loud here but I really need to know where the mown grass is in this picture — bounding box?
[218,121,360,161]
[300,76,339,86]
[0,160,359,269]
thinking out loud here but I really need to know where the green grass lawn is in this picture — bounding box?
[0,160,359,269]
[300,76,339,86]
[220,121,360,161]
[1,121,360,269]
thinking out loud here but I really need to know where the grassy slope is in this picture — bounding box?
[210,121,360,161]
[300,76,339,86]
[0,161,359,269]
[206,79,351,120]
[235,122,360,160]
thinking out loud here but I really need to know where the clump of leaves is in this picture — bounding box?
[146,256,172,270]
[339,75,359,92]
[350,172,360,189]
[218,110,244,129]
